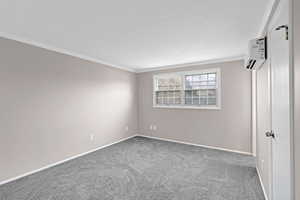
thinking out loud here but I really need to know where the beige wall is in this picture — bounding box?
[137,60,252,153]
[0,38,138,182]
[292,0,299,198]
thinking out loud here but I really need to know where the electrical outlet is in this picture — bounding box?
[149,125,153,130]
[90,134,95,141]
[153,125,157,131]
[125,126,129,131]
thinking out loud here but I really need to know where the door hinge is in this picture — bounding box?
[275,25,289,40]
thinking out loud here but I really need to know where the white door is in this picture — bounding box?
[268,0,292,199]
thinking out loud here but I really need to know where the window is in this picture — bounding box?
[153,68,221,109]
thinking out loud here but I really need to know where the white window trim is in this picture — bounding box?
[152,68,221,110]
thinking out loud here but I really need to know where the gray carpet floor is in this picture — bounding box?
[0,136,265,200]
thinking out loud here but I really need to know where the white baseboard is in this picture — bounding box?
[0,134,137,186]
[256,167,269,200]
[0,134,253,186]
[137,134,253,156]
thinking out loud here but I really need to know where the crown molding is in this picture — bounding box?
[0,32,136,73]
[135,55,246,73]
[0,32,247,74]
[258,0,281,37]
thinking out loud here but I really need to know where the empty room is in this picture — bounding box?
[0,0,299,199]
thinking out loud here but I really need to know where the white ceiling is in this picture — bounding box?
[0,0,271,72]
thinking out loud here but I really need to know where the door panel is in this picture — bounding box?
[269,0,291,199]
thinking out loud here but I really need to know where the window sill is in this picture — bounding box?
[153,105,221,110]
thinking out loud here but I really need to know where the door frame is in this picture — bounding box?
[288,1,295,200]
[267,0,294,199]
[253,0,295,199]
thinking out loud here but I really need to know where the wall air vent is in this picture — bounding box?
[245,37,267,71]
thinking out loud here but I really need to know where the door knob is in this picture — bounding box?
[265,131,275,138]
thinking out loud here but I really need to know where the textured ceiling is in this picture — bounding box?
[0,0,271,71]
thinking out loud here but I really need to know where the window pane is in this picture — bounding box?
[168,97,174,105]
[199,90,207,97]
[185,91,192,98]
[199,81,207,87]
[185,73,217,90]
[208,89,216,97]
[156,91,181,105]
[174,91,181,98]
[155,70,219,108]
[162,91,168,97]
[207,97,217,105]
[200,74,208,81]
[157,79,168,90]
[157,91,164,98]
[200,98,207,105]
[184,88,217,106]
[157,76,182,91]
[208,73,216,81]
[175,98,181,104]
[163,98,168,105]
[208,81,216,86]
[185,75,193,89]
[169,78,175,90]
[185,98,192,105]
[192,75,199,81]
[192,90,200,97]
[156,97,163,105]
[192,98,200,105]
